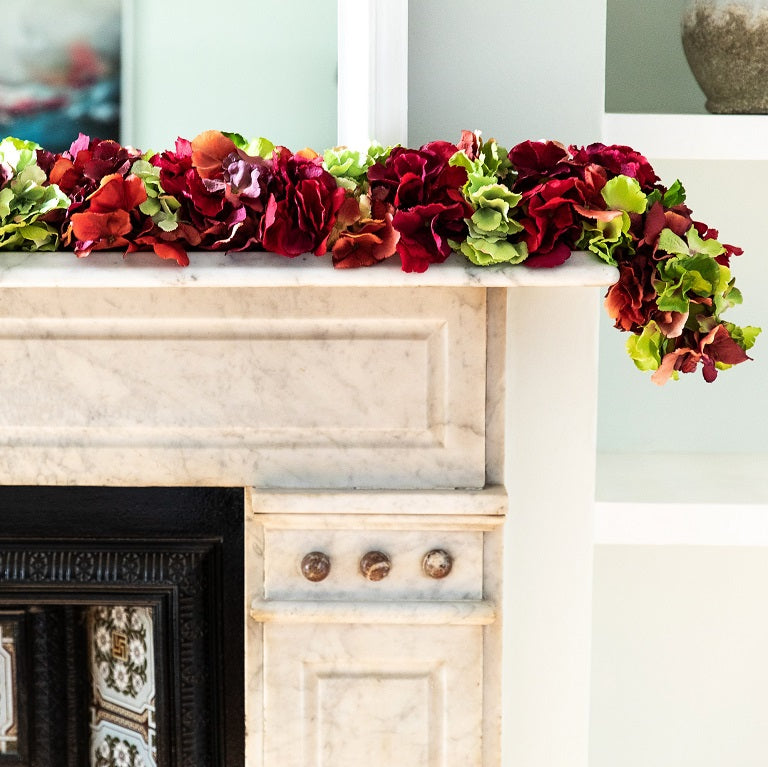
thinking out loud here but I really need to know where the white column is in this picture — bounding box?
[502,286,601,767]
[337,0,408,148]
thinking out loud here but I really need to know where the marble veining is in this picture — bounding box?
[262,623,483,767]
[0,286,486,488]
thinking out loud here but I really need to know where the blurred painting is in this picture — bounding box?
[0,0,121,152]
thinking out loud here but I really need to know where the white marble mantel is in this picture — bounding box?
[0,249,615,289]
[0,250,617,767]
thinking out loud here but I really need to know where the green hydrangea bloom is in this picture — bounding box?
[323,143,391,192]
[131,158,181,232]
[449,136,527,266]
[0,137,69,251]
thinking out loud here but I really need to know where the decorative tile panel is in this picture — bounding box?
[0,617,19,756]
[88,607,156,767]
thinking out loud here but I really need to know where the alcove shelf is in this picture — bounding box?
[602,112,768,160]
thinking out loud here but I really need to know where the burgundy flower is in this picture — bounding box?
[393,201,470,272]
[569,143,659,191]
[368,141,471,272]
[508,140,570,184]
[519,177,583,260]
[259,147,345,257]
[48,134,140,201]
[151,137,261,252]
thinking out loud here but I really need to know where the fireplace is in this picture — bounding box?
[0,487,244,767]
[0,250,615,766]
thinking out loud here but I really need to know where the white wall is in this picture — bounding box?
[126,0,337,153]
[591,544,768,767]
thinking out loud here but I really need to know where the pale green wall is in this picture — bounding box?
[408,0,606,147]
[605,0,707,113]
[127,0,337,152]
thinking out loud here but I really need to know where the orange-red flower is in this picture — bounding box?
[68,173,146,257]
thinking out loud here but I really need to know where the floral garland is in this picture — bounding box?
[0,130,759,384]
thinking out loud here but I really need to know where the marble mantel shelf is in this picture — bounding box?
[0,249,617,289]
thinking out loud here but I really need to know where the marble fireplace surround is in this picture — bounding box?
[0,249,617,767]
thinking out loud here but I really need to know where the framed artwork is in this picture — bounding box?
[0,0,123,152]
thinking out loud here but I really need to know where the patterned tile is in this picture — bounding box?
[91,720,155,767]
[0,617,19,756]
[88,607,156,767]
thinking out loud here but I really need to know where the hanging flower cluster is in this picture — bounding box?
[0,130,759,384]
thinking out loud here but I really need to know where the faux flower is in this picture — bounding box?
[649,324,755,385]
[151,136,261,252]
[569,142,659,191]
[68,173,145,254]
[604,247,658,332]
[0,137,69,251]
[368,141,472,272]
[259,146,345,257]
[449,131,528,266]
[332,212,399,268]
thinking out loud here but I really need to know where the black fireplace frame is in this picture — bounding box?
[0,487,244,767]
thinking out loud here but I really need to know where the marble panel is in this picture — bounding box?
[263,623,483,767]
[0,286,486,488]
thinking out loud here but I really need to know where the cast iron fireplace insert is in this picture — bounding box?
[0,486,244,767]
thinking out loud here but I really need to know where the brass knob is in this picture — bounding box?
[300,551,331,582]
[422,549,453,579]
[359,550,391,581]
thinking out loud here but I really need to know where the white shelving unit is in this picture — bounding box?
[602,112,768,160]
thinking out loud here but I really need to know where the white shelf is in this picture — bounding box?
[602,112,768,161]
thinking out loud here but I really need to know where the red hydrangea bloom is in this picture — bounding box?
[151,137,261,251]
[68,173,145,256]
[508,140,570,186]
[518,177,586,266]
[368,141,472,272]
[604,247,658,332]
[48,134,140,204]
[569,143,659,191]
[259,147,346,257]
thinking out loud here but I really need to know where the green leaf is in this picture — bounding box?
[626,322,664,372]
[601,175,647,214]
[662,179,686,207]
[725,322,761,351]
[0,187,12,219]
[686,225,725,258]
[657,228,689,256]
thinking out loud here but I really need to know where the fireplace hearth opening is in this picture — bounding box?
[0,487,244,767]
